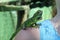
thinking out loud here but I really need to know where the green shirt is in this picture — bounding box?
[0,11,17,40]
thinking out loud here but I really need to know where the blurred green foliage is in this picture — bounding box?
[0,0,17,3]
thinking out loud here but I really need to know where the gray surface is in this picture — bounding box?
[51,0,60,35]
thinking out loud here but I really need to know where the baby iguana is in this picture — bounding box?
[10,10,42,40]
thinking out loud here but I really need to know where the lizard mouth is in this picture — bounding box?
[37,16,42,20]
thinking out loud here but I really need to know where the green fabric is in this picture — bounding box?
[0,11,17,40]
[29,6,52,22]
[11,11,17,27]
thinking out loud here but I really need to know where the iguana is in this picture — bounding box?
[10,10,42,40]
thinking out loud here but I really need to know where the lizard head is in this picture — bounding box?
[33,10,42,21]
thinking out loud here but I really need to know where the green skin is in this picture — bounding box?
[10,10,42,40]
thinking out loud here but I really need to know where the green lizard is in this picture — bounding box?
[10,10,42,40]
